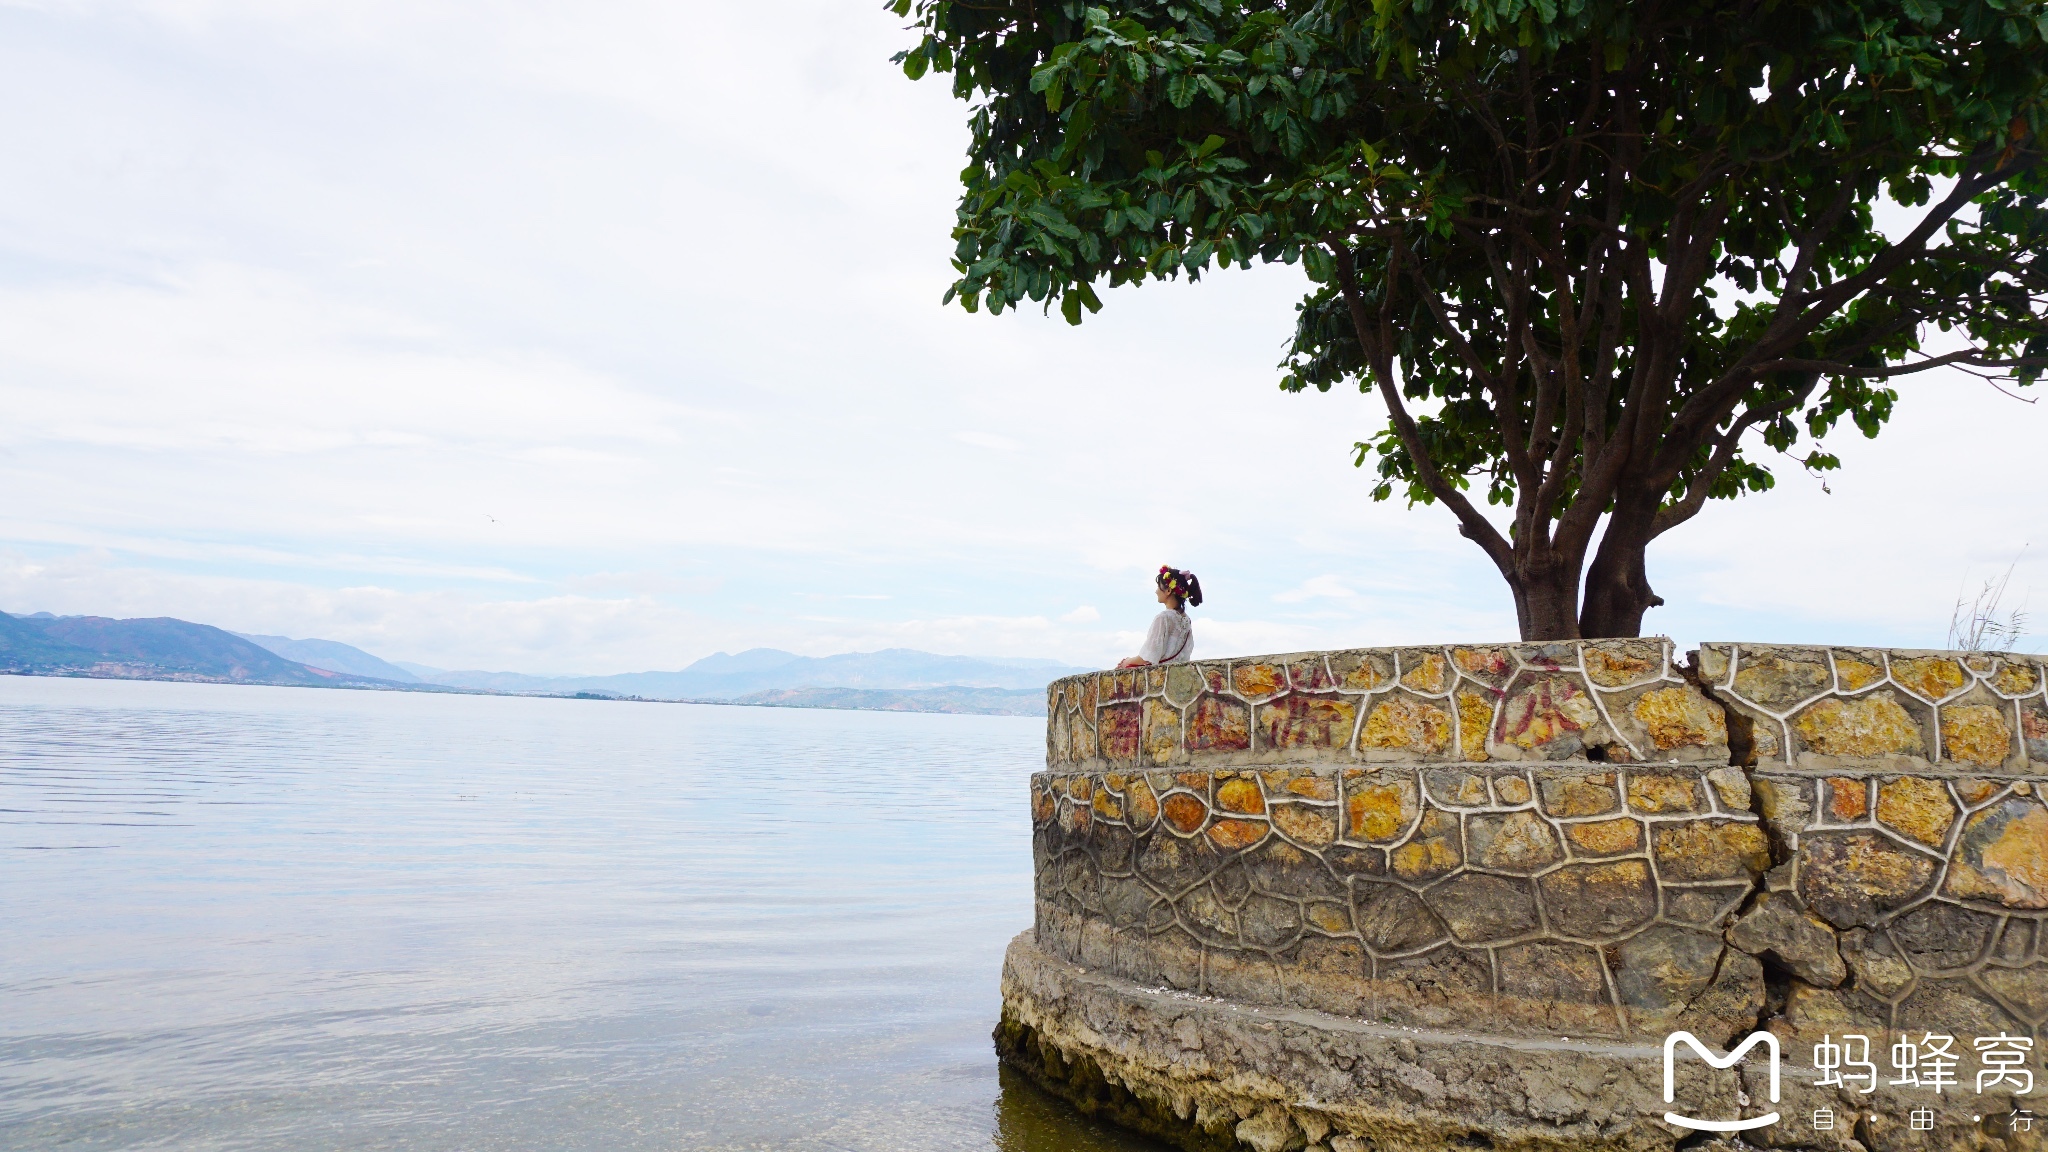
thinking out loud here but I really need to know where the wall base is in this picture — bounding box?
[998,929,1709,1152]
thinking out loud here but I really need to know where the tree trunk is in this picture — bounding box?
[1577,498,1666,638]
[1508,551,1585,641]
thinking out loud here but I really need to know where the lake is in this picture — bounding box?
[0,677,1161,1151]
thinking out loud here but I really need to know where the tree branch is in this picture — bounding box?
[1333,244,1517,576]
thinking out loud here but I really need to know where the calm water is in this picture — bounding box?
[0,677,1161,1151]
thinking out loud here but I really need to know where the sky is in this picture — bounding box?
[0,0,2039,675]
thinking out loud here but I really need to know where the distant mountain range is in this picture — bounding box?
[374,646,1082,699]
[0,609,1085,716]
[0,612,396,688]
[728,685,1047,715]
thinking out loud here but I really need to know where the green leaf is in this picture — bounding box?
[896,0,2048,636]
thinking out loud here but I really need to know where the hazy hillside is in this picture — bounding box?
[402,647,1088,699]
[0,612,365,686]
[0,612,102,671]
[2,609,1088,713]
[730,685,1046,716]
[238,634,421,682]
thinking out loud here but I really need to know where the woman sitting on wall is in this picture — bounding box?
[1117,566,1201,668]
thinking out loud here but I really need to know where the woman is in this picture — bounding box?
[1117,566,1202,668]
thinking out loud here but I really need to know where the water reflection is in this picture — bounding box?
[0,677,1162,1151]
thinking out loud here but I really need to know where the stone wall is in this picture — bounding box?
[1004,639,2048,1152]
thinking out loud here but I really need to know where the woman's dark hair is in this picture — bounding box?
[1156,566,1203,609]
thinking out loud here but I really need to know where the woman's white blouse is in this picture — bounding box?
[1137,610,1194,664]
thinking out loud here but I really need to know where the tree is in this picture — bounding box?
[892,0,2048,640]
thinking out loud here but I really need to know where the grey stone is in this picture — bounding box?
[1234,1106,1305,1152]
[1495,942,1608,1006]
[1536,860,1657,939]
[1838,927,1916,1000]
[1352,881,1447,954]
[1239,894,1303,949]
[1465,810,1562,874]
[1725,891,1846,986]
[1888,900,1999,973]
[1421,873,1541,944]
[1662,883,1751,929]
[1794,829,1938,927]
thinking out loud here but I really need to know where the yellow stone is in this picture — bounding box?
[1793,693,1924,759]
[1836,658,1885,692]
[1875,776,1955,847]
[1626,772,1703,813]
[1456,690,1494,761]
[1331,651,1390,691]
[1472,810,1561,872]
[1162,792,1208,834]
[1632,685,1728,750]
[1500,677,1602,751]
[1346,775,1419,842]
[1495,775,1532,805]
[1361,696,1453,753]
[1400,652,1450,695]
[1942,703,2013,767]
[1270,802,1337,847]
[1892,657,1966,702]
[1125,779,1159,830]
[1652,819,1771,881]
[1451,647,1511,683]
[1980,809,2048,894]
[1206,818,1267,850]
[1282,773,1337,801]
[1959,778,2001,804]
[1994,661,2042,696]
[1305,901,1351,934]
[1751,723,1782,760]
[1946,801,2048,908]
[1232,663,1283,698]
[1734,654,1831,708]
[1699,646,1731,684]
[1566,817,1642,855]
[1427,770,1490,807]
[1540,772,1620,817]
[1706,766,1751,811]
[1092,788,1123,820]
[1827,777,1867,822]
[1067,716,1092,764]
[1216,776,1266,815]
[1584,643,1657,687]
[1142,697,1181,764]
[1031,785,1056,825]
[1390,810,1462,880]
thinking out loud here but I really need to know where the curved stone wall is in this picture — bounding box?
[1045,638,1731,770]
[1006,640,2048,1152]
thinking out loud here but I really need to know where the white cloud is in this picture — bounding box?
[0,0,2034,674]
[955,431,1022,452]
[1274,575,1359,604]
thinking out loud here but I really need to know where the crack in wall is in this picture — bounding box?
[1683,649,1785,1048]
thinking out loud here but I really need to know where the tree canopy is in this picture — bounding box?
[894,0,2048,640]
